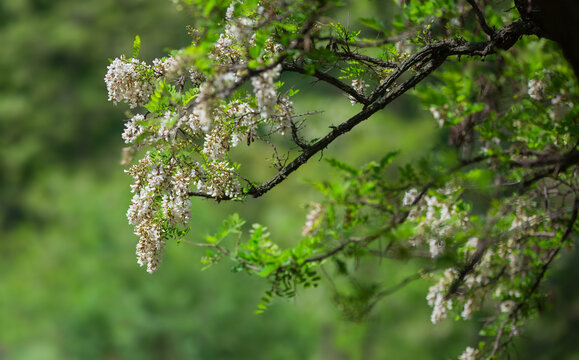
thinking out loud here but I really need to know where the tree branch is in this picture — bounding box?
[514,195,579,313]
[315,30,416,49]
[189,19,542,201]
[282,63,370,105]
[336,51,398,68]
[466,0,495,38]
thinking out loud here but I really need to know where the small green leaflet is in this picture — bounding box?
[133,35,141,58]
[359,17,386,32]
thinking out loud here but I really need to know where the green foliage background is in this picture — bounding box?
[0,0,577,359]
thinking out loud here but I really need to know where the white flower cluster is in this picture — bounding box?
[403,187,466,258]
[105,56,155,108]
[509,212,538,232]
[105,56,177,109]
[111,3,292,274]
[460,298,474,320]
[122,113,146,144]
[212,32,242,62]
[125,154,194,273]
[193,83,216,132]
[203,129,231,161]
[196,161,241,199]
[275,96,294,134]
[429,105,445,127]
[302,202,324,236]
[212,2,262,65]
[122,110,183,146]
[152,57,178,76]
[458,346,479,360]
[428,238,445,258]
[527,78,546,101]
[198,99,255,161]
[500,300,516,313]
[423,194,556,359]
[134,219,165,274]
[426,268,455,324]
[427,231,526,327]
[402,188,418,206]
[349,79,369,105]
[157,110,181,142]
[252,64,282,119]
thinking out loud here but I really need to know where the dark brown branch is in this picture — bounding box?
[490,317,510,358]
[196,242,262,272]
[369,19,539,104]
[188,191,221,199]
[278,98,309,150]
[336,51,398,68]
[520,148,579,188]
[445,234,490,300]
[189,19,542,201]
[374,271,426,299]
[466,0,495,38]
[282,63,370,105]
[315,30,416,49]
[247,62,441,199]
[511,148,579,168]
[293,156,491,266]
[302,235,369,264]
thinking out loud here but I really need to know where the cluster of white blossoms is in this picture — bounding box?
[458,346,479,360]
[122,113,146,144]
[105,56,154,108]
[429,105,445,127]
[252,64,283,119]
[122,110,183,146]
[426,268,456,324]
[152,57,178,75]
[420,192,556,359]
[125,154,195,273]
[302,202,324,236]
[105,56,177,109]
[200,99,259,161]
[403,186,528,330]
[196,161,241,199]
[403,187,467,258]
[203,128,231,161]
[527,78,546,101]
[428,267,476,325]
[426,249,485,325]
[107,0,295,273]
[426,226,529,327]
[460,298,475,320]
[157,110,182,142]
[349,79,369,105]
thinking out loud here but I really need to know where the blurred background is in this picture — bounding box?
[1,0,578,359]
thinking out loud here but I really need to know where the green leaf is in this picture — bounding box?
[205,213,245,244]
[379,151,400,168]
[326,158,360,176]
[132,35,141,58]
[359,17,385,32]
[288,88,300,97]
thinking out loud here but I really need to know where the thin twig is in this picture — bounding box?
[490,317,509,357]
[466,0,495,38]
[282,63,370,105]
[336,51,398,68]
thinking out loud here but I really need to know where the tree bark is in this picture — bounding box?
[517,0,579,77]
